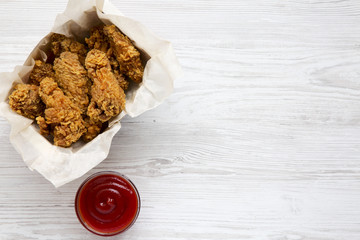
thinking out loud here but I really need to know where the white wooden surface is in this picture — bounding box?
[1,0,360,239]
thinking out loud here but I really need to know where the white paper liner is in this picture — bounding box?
[0,0,182,187]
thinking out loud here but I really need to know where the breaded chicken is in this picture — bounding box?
[39,77,86,147]
[50,33,87,64]
[85,25,111,54]
[28,60,55,85]
[8,27,145,146]
[85,49,126,123]
[9,84,44,119]
[86,25,130,90]
[53,52,90,114]
[36,116,50,136]
[114,70,129,91]
[103,25,144,84]
[82,117,102,142]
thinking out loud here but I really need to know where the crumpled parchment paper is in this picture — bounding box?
[0,0,182,187]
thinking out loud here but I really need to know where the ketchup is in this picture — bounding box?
[75,172,140,236]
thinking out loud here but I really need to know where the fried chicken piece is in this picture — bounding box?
[85,49,126,123]
[103,25,144,84]
[9,84,44,119]
[28,60,55,85]
[82,117,102,142]
[39,77,86,147]
[53,52,90,114]
[85,25,110,54]
[86,25,125,77]
[114,70,129,91]
[36,116,50,136]
[50,33,87,64]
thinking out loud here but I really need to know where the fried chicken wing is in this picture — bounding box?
[103,25,144,84]
[9,84,44,119]
[28,60,55,85]
[53,52,90,114]
[85,49,126,123]
[39,77,86,147]
[86,25,130,91]
[50,33,87,64]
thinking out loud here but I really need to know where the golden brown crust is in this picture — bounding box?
[103,25,144,84]
[36,116,50,136]
[114,70,129,91]
[86,25,130,91]
[53,52,90,114]
[82,117,102,142]
[85,25,110,54]
[39,77,86,147]
[28,60,55,85]
[8,27,144,146]
[50,33,87,64]
[85,49,126,123]
[9,84,44,119]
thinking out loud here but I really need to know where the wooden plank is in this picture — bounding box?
[0,0,360,239]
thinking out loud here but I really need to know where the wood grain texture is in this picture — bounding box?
[1,0,360,239]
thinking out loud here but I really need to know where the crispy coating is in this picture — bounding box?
[82,117,102,142]
[85,25,110,54]
[114,70,129,91]
[53,52,90,114]
[29,60,55,85]
[85,49,126,123]
[39,77,86,147]
[9,84,44,119]
[8,28,143,146]
[36,116,50,136]
[50,33,87,64]
[86,25,126,81]
[109,55,120,69]
[103,25,144,84]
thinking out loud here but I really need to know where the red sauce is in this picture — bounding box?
[75,172,140,236]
